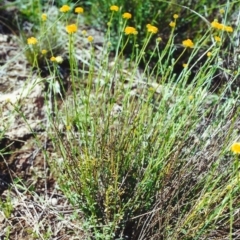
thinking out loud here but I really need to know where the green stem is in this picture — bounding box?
[68,34,77,108]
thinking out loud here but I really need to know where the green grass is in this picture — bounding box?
[1,0,240,239]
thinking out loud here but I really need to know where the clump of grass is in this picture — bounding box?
[7,1,240,239]
[0,192,13,219]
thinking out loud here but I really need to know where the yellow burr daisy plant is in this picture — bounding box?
[173,14,179,19]
[41,13,47,21]
[188,95,194,100]
[124,26,138,35]
[27,37,38,45]
[211,20,224,30]
[207,52,212,57]
[82,30,87,36]
[219,9,225,14]
[75,7,84,14]
[146,24,158,34]
[122,12,132,19]
[110,5,119,12]
[60,5,70,13]
[55,56,63,63]
[169,21,176,28]
[66,24,77,34]
[87,36,94,42]
[41,49,47,55]
[214,36,221,42]
[231,142,240,154]
[224,26,233,33]
[182,39,194,48]
[50,56,56,62]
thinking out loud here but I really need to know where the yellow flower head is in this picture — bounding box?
[66,125,71,131]
[169,21,176,28]
[122,12,132,19]
[219,9,225,14]
[51,56,63,64]
[230,142,240,154]
[146,24,158,34]
[224,26,233,33]
[27,37,38,45]
[75,7,84,14]
[110,5,119,12]
[188,95,194,100]
[207,52,212,57]
[183,63,188,68]
[125,26,138,35]
[182,39,194,48]
[55,56,63,63]
[82,30,87,35]
[156,37,162,42]
[66,24,77,34]
[214,36,221,42]
[41,49,47,55]
[211,20,224,30]
[60,5,70,13]
[87,36,94,42]
[41,13,47,21]
[173,14,179,19]
[50,56,56,62]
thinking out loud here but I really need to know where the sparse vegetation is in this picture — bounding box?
[0,0,240,239]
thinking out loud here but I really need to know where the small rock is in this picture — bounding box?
[50,198,58,206]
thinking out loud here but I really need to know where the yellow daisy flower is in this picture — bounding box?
[41,13,47,21]
[173,14,179,19]
[207,52,212,57]
[75,7,84,14]
[60,5,70,13]
[188,95,194,100]
[224,26,233,32]
[27,37,38,45]
[219,9,225,14]
[41,49,47,55]
[50,56,56,62]
[87,36,94,42]
[230,142,240,154]
[124,26,138,35]
[169,21,176,28]
[110,5,119,12]
[146,24,158,34]
[66,125,71,131]
[66,24,77,34]
[182,39,194,48]
[82,30,87,35]
[211,20,224,30]
[214,36,221,42]
[122,12,132,19]
[55,56,63,63]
